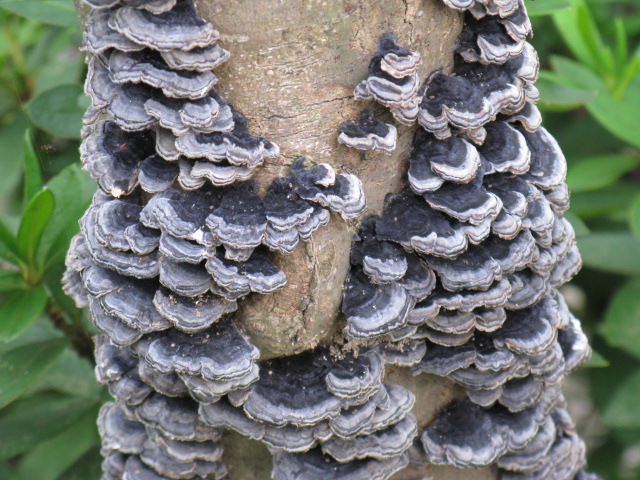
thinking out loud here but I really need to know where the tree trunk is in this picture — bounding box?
[188,1,495,478]
[72,0,502,477]
[201,0,462,359]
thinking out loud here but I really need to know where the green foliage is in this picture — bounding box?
[18,189,55,269]
[566,155,640,192]
[579,233,640,275]
[584,349,609,368]
[601,280,640,359]
[0,115,29,199]
[14,405,100,480]
[536,70,596,111]
[526,0,572,17]
[26,85,85,139]
[565,211,590,237]
[0,287,48,342]
[21,129,43,206]
[630,194,640,240]
[0,0,78,27]
[602,370,640,428]
[0,338,67,407]
[0,5,101,478]
[570,182,639,219]
[541,0,640,148]
[55,446,103,480]
[0,133,98,474]
[0,393,96,461]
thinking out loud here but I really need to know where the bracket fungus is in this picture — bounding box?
[64,0,598,478]
[335,1,594,477]
[338,110,398,154]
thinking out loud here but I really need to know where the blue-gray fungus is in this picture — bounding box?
[63,0,598,478]
[339,1,595,478]
[338,110,398,154]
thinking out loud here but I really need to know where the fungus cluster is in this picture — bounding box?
[64,0,368,478]
[201,348,417,477]
[64,0,597,478]
[340,1,596,478]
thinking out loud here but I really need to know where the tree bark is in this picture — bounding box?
[199,0,462,358]
[192,1,496,478]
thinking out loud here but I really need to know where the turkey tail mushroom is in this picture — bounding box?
[67,0,369,477]
[342,4,596,476]
[65,0,597,478]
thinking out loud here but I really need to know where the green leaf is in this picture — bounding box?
[0,338,67,408]
[0,320,63,354]
[613,55,640,99]
[630,194,640,241]
[54,445,102,480]
[536,71,596,111]
[586,89,640,150]
[550,53,640,148]
[614,18,628,76]
[570,183,640,219]
[566,155,640,192]
[0,287,47,342]
[0,219,20,266]
[0,114,29,199]
[25,85,84,139]
[578,232,640,275]
[0,393,92,460]
[564,211,590,237]
[602,370,640,428]
[550,55,607,92]
[585,349,609,368]
[552,0,600,73]
[0,272,24,292]
[17,189,54,267]
[31,348,102,399]
[31,30,84,96]
[549,114,625,159]
[552,0,613,76]
[602,280,640,359]
[14,406,99,480]
[38,165,92,268]
[575,2,614,76]
[22,129,43,208]
[0,0,78,27]
[0,462,14,479]
[526,0,571,16]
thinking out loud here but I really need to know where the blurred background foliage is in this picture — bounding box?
[0,0,638,478]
